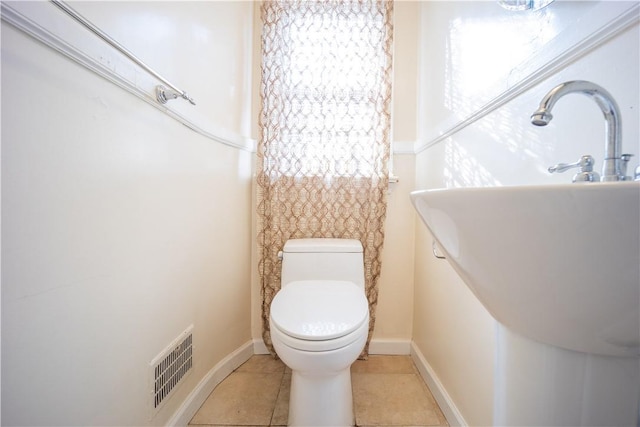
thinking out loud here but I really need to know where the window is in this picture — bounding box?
[260,0,393,180]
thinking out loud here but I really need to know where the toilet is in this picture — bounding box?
[269,238,370,427]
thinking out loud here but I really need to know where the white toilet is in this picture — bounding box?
[269,238,370,427]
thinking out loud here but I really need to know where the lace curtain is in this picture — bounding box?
[257,0,394,357]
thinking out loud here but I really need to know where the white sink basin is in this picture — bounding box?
[411,182,640,357]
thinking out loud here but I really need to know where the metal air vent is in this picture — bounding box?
[150,326,193,412]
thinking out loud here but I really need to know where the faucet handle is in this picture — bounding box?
[548,154,595,173]
[548,155,600,182]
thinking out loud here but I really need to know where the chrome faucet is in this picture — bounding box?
[531,80,633,181]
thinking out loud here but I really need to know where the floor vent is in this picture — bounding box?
[150,326,193,412]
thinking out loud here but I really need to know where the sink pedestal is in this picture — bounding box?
[494,325,639,426]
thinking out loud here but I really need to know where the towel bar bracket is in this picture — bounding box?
[432,240,446,260]
[156,85,195,105]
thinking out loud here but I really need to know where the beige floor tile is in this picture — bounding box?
[351,355,416,374]
[189,372,282,426]
[190,355,447,427]
[352,373,447,426]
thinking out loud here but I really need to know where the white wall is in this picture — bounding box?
[412,1,639,425]
[372,0,421,349]
[1,2,254,425]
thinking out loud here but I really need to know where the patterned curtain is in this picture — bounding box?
[257,0,394,358]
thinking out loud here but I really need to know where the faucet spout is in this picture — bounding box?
[531,80,624,181]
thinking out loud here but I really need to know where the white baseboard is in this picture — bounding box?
[368,338,411,355]
[252,338,270,355]
[410,342,467,427]
[167,340,254,427]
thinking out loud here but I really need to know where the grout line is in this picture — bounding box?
[269,369,287,426]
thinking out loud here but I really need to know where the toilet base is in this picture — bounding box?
[288,367,354,427]
[269,311,369,427]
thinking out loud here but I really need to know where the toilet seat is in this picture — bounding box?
[270,280,369,352]
[271,313,369,352]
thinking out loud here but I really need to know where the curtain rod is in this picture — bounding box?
[50,0,196,106]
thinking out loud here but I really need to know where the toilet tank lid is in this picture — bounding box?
[283,238,363,253]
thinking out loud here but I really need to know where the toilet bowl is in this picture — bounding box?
[269,244,369,427]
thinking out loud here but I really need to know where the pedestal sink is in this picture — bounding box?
[411,181,640,357]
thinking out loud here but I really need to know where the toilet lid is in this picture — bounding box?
[270,280,369,341]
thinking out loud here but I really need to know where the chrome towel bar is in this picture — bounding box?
[50,0,195,106]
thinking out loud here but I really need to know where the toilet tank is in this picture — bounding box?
[281,238,365,289]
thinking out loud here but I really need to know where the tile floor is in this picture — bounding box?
[189,355,449,427]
